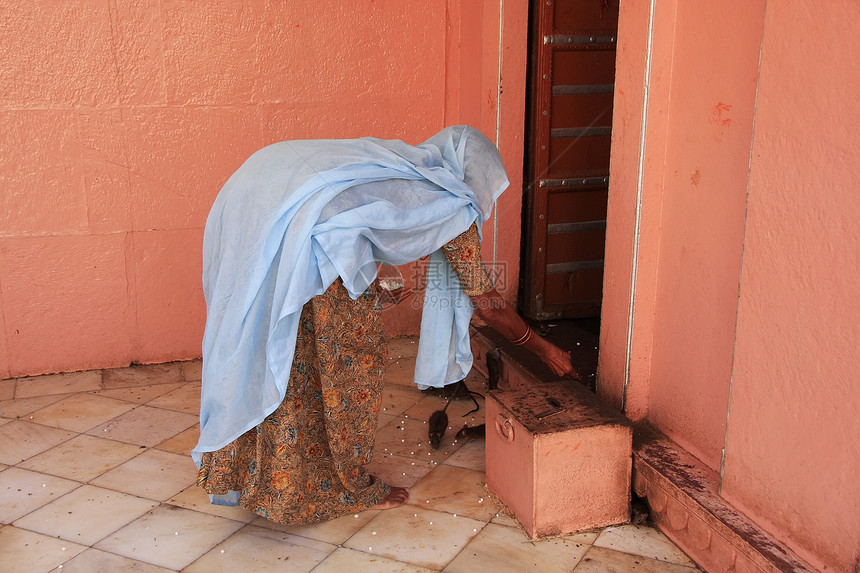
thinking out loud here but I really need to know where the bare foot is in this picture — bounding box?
[372,486,409,510]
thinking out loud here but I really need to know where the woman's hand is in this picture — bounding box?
[471,290,582,382]
[540,342,581,381]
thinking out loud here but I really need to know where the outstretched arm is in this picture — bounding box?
[470,289,580,381]
[435,223,579,381]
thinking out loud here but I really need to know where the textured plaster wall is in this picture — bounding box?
[645,1,764,470]
[601,0,764,468]
[599,0,682,421]
[0,1,527,379]
[603,1,860,570]
[597,0,653,414]
[722,3,860,571]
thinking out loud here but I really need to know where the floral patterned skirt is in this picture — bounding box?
[197,279,389,524]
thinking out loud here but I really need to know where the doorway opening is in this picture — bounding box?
[519,0,619,387]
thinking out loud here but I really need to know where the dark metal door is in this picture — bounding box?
[522,0,619,320]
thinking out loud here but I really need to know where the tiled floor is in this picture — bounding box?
[0,337,701,572]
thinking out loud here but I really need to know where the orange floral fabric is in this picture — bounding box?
[197,224,489,525]
[197,279,388,524]
[442,223,494,296]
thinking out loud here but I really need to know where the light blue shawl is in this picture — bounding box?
[193,126,508,466]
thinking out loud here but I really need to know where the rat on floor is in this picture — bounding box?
[427,379,482,449]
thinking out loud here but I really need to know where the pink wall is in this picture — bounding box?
[645,1,764,470]
[722,3,860,571]
[598,0,678,420]
[0,1,527,379]
[602,1,860,570]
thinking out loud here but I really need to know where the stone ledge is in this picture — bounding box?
[634,426,814,573]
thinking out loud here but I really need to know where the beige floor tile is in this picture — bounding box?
[315,546,435,572]
[379,386,424,415]
[102,363,184,389]
[27,393,136,433]
[378,411,397,429]
[90,448,198,501]
[94,504,245,570]
[404,393,486,432]
[89,382,184,405]
[385,358,418,389]
[146,381,201,414]
[0,526,87,573]
[252,508,380,545]
[384,344,419,388]
[400,393,449,420]
[0,420,76,465]
[167,485,257,523]
[567,529,602,544]
[0,359,702,573]
[406,465,499,521]
[154,423,200,455]
[13,484,158,545]
[490,509,522,529]
[0,467,81,524]
[593,524,698,567]
[86,405,197,447]
[344,505,483,570]
[58,548,175,573]
[386,336,419,359]
[19,434,144,482]
[14,371,102,399]
[181,359,202,381]
[0,393,72,419]
[366,452,436,488]
[184,524,336,572]
[375,416,464,466]
[443,437,486,472]
[575,546,701,572]
[0,378,14,401]
[445,522,595,573]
